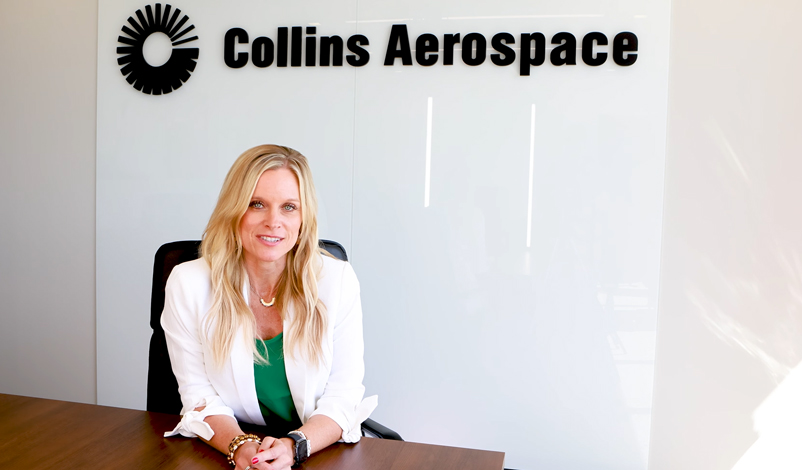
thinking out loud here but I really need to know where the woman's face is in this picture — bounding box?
[239,167,302,270]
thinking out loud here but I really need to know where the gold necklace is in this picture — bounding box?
[250,284,276,308]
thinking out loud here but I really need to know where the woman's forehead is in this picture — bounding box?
[252,167,300,198]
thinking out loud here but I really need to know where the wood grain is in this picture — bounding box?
[0,394,504,470]
[307,438,506,470]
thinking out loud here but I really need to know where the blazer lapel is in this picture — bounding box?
[233,284,266,425]
[284,308,309,423]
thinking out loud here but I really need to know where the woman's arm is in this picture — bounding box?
[199,413,281,470]
[249,415,342,467]
[162,262,237,440]
[198,412,340,469]
[201,414,256,468]
[307,261,374,441]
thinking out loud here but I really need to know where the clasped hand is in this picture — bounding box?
[237,436,294,470]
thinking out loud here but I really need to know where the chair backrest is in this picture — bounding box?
[146,239,348,414]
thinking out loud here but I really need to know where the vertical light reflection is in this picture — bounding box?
[425,97,433,207]
[526,104,536,247]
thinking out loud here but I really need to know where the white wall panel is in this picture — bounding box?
[351,2,670,469]
[97,1,669,468]
[650,1,802,469]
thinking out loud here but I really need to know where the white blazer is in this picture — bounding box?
[161,255,377,442]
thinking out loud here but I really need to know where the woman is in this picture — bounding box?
[162,145,376,470]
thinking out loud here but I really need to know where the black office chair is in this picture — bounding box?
[147,239,402,441]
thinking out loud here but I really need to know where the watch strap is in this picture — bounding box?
[286,430,310,467]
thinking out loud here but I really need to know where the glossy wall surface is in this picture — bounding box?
[650,1,802,469]
[96,1,670,468]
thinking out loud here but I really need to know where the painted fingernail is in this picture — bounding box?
[252,457,259,464]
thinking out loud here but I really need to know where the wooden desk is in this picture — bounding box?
[0,394,504,469]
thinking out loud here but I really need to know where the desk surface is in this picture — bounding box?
[0,394,504,470]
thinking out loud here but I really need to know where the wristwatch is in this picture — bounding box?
[286,430,310,467]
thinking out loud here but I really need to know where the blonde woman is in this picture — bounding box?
[162,145,376,470]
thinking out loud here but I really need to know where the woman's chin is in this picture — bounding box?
[243,246,290,267]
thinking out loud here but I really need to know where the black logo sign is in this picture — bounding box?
[223,24,638,76]
[117,4,199,95]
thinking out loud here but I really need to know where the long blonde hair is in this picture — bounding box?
[201,144,327,367]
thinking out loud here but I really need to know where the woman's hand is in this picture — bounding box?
[241,436,294,470]
[232,441,259,470]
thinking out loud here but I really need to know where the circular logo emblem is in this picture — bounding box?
[116,4,199,95]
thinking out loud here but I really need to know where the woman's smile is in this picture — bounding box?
[258,235,283,245]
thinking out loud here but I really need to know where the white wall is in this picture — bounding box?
[650,0,802,469]
[0,1,97,403]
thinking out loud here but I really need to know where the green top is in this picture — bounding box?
[254,333,302,435]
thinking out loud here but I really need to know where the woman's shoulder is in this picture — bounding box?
[162,259,212,321]
[319,251,354,278]
[320,251,347,270]
[167,258,212,288]
[318,252,358,292]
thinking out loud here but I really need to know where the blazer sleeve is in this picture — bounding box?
[161,262,236,440]
[309,261,376,441]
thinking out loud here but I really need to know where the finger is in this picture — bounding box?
[259,436,276,451]
[244,437,270,468]
[259,453,293,470]
[273,453,294,469]
[254,436,276,460]
[254,438,291,463]
[266,443,293,470]
[243,463,268,470]
[254,456,288,470]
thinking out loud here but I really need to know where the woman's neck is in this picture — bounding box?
[243,255,286,294]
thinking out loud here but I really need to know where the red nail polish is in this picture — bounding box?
[252,457,259,464]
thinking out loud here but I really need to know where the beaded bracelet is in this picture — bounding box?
[227,433,262,467]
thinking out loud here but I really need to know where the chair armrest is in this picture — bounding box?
[361,418,403,441]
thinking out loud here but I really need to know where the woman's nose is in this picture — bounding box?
[263,207,281,228]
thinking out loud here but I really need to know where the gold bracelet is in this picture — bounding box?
[227,433,261,467]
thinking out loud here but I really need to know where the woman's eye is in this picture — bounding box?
[249,201,264,209]
[283,204,297,211]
